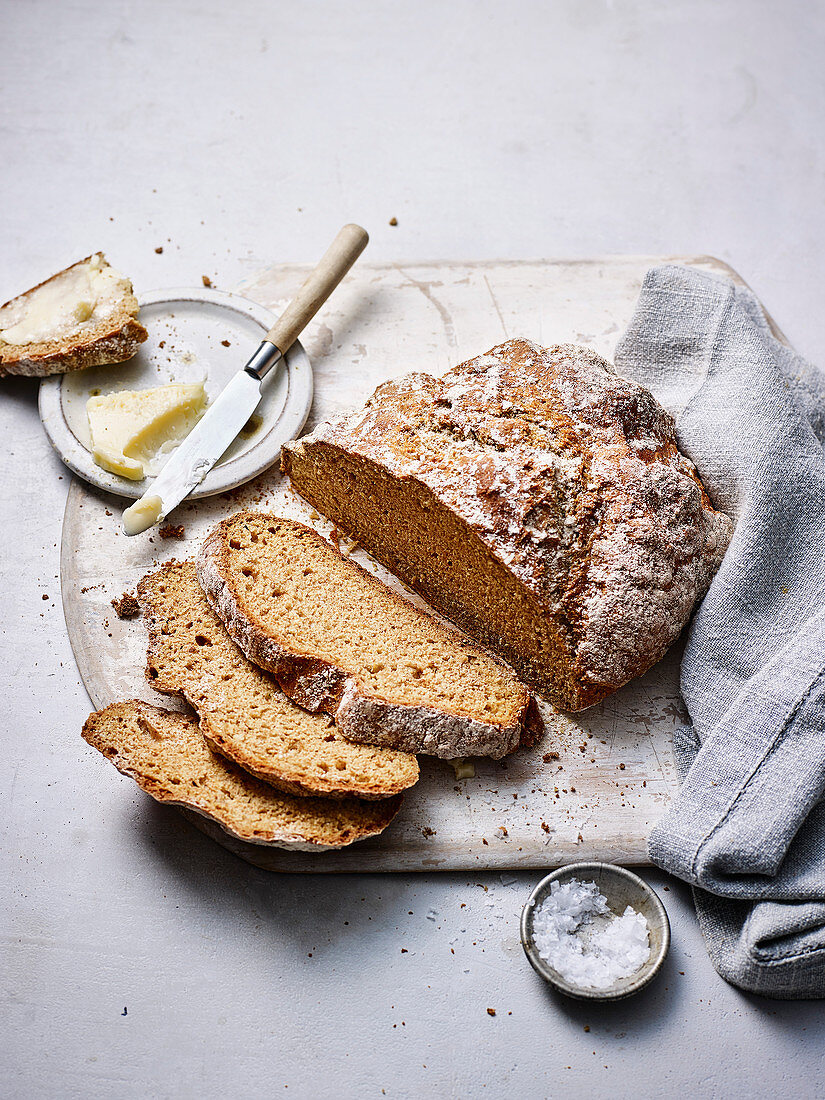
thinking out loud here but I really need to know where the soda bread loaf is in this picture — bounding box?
[282,339,734,710]
[82,700,402,850]
[0,253,147,378]
[197,513,542,760]
[137,561,419,800]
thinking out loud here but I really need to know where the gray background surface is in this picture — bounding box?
[2,1,824,1097]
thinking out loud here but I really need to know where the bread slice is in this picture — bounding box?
[82,700,402,850]
[281,339,733,710]
[0,253,147,378]
[197,513,542,760]
[137,561,419,800]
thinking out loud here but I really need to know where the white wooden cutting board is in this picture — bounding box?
[62,254,755,873]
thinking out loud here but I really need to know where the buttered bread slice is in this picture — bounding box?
[0,253,147,378]
[137,562,419,800]
[83,701,402,850]
[197,513,542,760]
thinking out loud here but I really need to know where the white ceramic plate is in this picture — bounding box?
[38,287,313,499]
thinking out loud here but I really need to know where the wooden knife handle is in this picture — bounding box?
[265,223,369,354]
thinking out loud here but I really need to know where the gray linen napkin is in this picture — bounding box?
[614,264,825,999]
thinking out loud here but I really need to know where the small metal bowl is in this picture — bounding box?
[521,862,670,1001]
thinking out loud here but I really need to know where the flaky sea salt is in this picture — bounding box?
[531,878,650,990]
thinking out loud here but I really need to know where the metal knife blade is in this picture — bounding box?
[121,223,369,536]
[122,368,265,535]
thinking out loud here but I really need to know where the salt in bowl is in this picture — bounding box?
[521,861,670,1001]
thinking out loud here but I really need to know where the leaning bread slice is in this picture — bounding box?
[137,561,419,800]
[197,513,542,760]
[0,253,147,378]
[82,701,402,850]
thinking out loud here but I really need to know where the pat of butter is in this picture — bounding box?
[87,382,207,481]
[123,495,164,536]
[1,253,119,345]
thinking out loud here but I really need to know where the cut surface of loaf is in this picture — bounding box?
[137,561,419,800]
[197,512,542,760]
[282,339,734,711]
[82,700,402,850]
[0,253,148,378]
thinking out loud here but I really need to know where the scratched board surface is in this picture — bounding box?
[62,255,743,873]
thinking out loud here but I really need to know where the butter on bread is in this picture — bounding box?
[0,253,147,378]
[82,700,403,850]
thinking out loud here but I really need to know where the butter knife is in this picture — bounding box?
[122,223,368,535]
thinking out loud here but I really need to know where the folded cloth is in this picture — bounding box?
[614,264,825,999]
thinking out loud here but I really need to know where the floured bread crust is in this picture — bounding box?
[282,339,734,710]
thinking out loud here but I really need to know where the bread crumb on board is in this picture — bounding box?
[159,523,185,540]
[111,592,140,619]
[202,275,213,287]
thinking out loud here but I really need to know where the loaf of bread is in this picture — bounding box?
[82,700,402,850]
[137,561,419,800]
[0,253,147,378]
[282,339,733,710]
[197,513,542,759]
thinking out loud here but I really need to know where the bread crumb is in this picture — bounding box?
[202,275,213,288]
[159,524,185,540]
[155,246,163,254]
[42,593,49,600]
[111,592,140,619]
[543,752,560,762]
[389,217,398,226]
[487,1008,496,1017]
[421,826,436,837]
[221,339,231,347]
